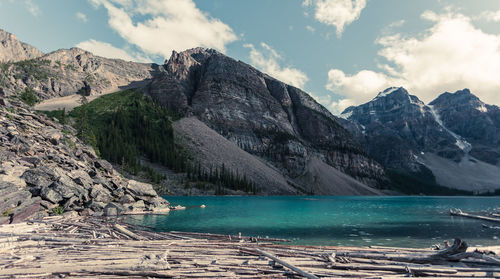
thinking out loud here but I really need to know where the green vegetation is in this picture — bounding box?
[13,59,51,81]
[74,94,99,155]
[39,108,66,124]
[0,63,9,72]
[384,167,473,195]
[69,90,258,194]
[20,87,39,106]
[52,206,64,215]
[2,207,14,217]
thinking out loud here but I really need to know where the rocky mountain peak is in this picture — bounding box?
[0,29,43,63]
[430,89,485,112]
[342,87,427,126]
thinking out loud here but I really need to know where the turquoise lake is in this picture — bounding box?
[126,196,500,248]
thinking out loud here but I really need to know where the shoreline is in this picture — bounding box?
[1,216,499,278]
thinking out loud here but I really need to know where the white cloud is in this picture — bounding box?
[306,25,315,33]
[479,10,500,22]
[303,0,366,37]
[325,10,500,113]
[25,0,40,16]
[76,12,88,23]
[244,43,309,89]
[76,39,152,62]
[89,0,237,59]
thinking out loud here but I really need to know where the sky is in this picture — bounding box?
[1,0,500,114]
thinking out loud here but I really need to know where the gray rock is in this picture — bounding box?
[21,169,52,189]
[95,159,113,174]
[88,201,107,212]
[104,202,125,216]
[48,132,62,145]
[51,175,88,200]
[126,180,157,197]
[69,170,93,188]
[90,184,112,203]
[126,200,145,212]
[40,187,63,204]
[120,194,135,204]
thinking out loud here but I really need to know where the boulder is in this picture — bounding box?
[48,132,62,145]
[69,170,93,188]
[51,175,88,200]
[21,169,52,188]
[88,201,107,212]
[104,202,125,216]
[120,194,135,204]
[95,160,113,174]
[40,187,63,204]
[126,200,146,212]
[90,184,113,203]
[126,180,157,197]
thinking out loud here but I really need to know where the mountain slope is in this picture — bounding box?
[0,29,43,63]
[342,87,500,193]
[148,48,387,193]
[1,46,157,108]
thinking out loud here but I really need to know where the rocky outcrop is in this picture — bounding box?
[0,29,43,63]
[342,87,500,192]
[149,48,386,191]
[0,96,169,224]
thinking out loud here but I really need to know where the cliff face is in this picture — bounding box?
[149,48,386,189]
[342,87,500,192]
[0,29,43,63]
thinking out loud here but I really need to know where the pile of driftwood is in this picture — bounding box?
[0,216,499,278]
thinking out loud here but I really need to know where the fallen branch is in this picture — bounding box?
[113,224,143,240]
[248,248,320,279]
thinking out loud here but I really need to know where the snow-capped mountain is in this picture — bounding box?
[341,87,500,193]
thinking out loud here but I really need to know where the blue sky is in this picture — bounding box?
[1,0,500,113]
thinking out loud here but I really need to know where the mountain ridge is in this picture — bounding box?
[342,86,500,193]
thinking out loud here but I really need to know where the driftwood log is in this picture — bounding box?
[450,208,500,223]
[0,216,499,278]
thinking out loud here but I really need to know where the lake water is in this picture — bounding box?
[126,196,500,248]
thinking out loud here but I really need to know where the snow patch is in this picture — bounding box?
[375,87,399,99]
[340,110,352,119]
[476,105,488,113]
[428,105,472,153]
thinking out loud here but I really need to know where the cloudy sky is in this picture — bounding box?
[1,0,500,113]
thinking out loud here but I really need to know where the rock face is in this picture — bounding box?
[342,87,500,192]
[0,97,169,224]
[151,48,386,191]
[0,29,43,63]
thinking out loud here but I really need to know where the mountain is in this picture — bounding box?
[147,48,386,194]
[0,29,388,195]
[0,29,43,63]
[342,87,500,193]
[429,89,500,165]
[0,29,157,107]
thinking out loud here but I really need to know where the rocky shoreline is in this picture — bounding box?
[0,93,171,225]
